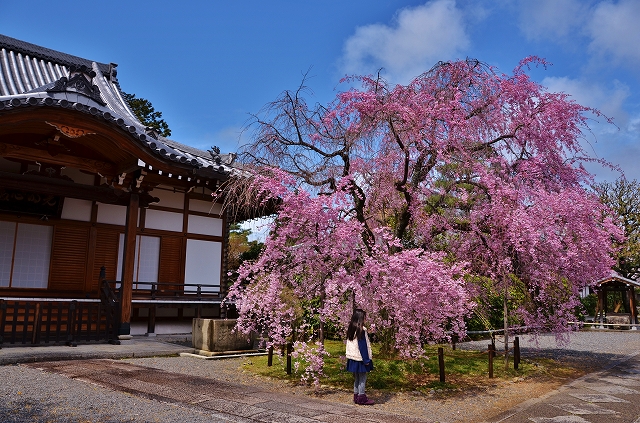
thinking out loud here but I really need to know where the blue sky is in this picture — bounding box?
[3,0,640,181]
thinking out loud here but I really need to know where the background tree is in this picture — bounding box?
[227,223,263,271]
[595,178,640,280]
[123,92,171,137]
[222,58,620,381]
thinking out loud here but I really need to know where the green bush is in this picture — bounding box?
[579,294,597,319]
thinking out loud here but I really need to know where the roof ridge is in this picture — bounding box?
[162,138,209,156]
[0,34,111,74]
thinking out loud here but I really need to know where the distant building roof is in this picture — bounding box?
[595,272,640,288]
[0,33,234,178]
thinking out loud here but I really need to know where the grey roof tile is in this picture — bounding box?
[0,34,110,74]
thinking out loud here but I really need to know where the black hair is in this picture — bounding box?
[346,309,366,341]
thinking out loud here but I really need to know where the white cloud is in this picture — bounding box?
[628,115,640,134]
[587,0,640,65]
[541,75,640,182]
[541,76,630,126]
[340,0,470,83]
[585,129,640,182]
[513,0,640,70]
[517,0,590,42]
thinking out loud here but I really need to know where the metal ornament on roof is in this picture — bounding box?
[208,146,223,165]
[45,121,96,138]
[46,65,106,106]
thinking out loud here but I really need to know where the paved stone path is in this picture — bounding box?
[25,359,430,423]
[487,352,640,423]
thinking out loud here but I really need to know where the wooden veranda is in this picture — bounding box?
[0,268,224,347]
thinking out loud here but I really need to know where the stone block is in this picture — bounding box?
[606,313,631,329]
[192,318,254,352]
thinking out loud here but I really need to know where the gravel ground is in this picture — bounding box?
[1,330,640,422]
[459,329,640,370]
[0,364,230,422]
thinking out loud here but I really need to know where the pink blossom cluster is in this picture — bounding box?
[290,341,329,387]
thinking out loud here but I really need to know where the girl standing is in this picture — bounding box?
[345,308,374,405]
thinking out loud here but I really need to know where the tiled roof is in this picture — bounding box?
[0,34,112,77]
[0,34,233,179]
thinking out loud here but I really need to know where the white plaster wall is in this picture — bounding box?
[145,209,183,232]
[97,203,128,226]
[189,199,221,214]
[61,198,92,222]
[187,215,222,237]
[152,188,185,209]
[61,167,95,185]
[130,321,193,336]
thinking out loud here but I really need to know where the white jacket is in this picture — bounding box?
[345,328,372,361]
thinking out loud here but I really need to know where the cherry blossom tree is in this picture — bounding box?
[222,58,621,381]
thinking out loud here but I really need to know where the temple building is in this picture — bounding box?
[0,34,234,345]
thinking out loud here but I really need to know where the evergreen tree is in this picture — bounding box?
[595,179,640,280]
[123,92,171,137]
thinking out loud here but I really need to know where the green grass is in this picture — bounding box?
[240,340,575,394]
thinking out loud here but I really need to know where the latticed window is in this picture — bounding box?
[116,234,160,289]
[0,221,52,289]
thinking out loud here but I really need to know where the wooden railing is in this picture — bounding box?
[99,265,223,302]
[0,271,224,347]
[101,277,223,334]
[103,280,222,301]
[0,297,119,347]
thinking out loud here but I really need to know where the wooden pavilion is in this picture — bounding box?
[0,34,236,346]
[593,274,640,329]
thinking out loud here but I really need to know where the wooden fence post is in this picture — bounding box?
[438,347,445,383]
[488,343,495,378]
[286,343,292,375]
[22,302,31,344]
[514,336,520,370]
[66,301,78,347]
[268,346,273,367]
[32,303,41,345]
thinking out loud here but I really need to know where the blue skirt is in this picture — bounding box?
[346,358,373,373]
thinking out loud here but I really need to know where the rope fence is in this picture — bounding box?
[261,321,639,384]
[571,321,639,329]
[265,335,524,383]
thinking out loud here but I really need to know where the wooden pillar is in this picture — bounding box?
[629,286,637,327]
[596,288,603,326]
[147,306,157,336]
[598,287,606,329]
[119,192,139,338]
